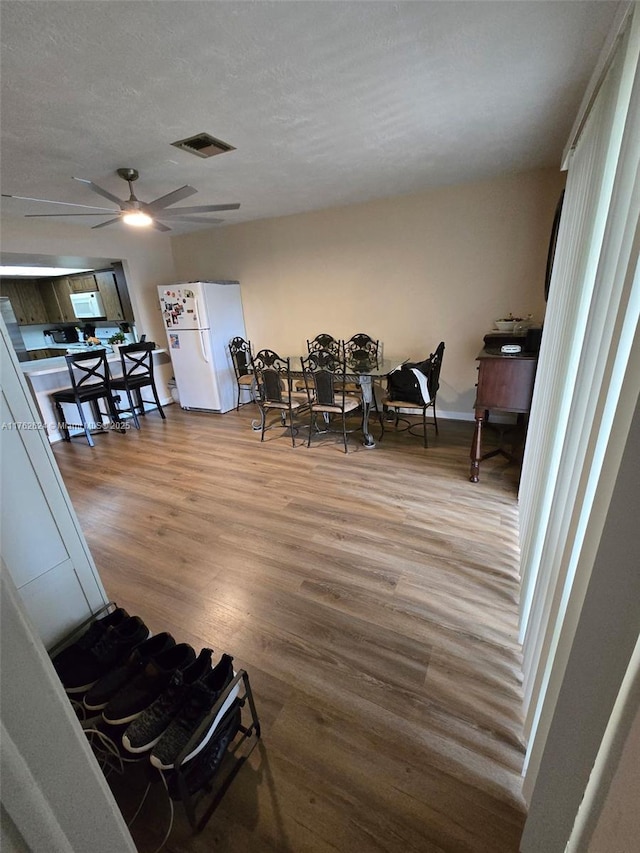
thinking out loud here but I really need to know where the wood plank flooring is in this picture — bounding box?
[52,403,526,853]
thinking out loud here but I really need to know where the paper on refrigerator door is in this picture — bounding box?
[159,286,203,330]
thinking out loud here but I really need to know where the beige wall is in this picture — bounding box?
[587,704,640,851]
[171,167,565,417]
[1,167,564,417]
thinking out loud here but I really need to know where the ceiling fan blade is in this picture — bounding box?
[24,212,120,217]
[91,217,122,230]
[159,203,240,215]
[146,185,197,212]
[152,221,172,232]
[157,216,224,224]
[2,193,116,211]
[73,176,124,206]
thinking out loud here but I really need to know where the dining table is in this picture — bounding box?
[251,355,404,448]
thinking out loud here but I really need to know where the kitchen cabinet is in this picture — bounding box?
[28,348,61,360]
[94,271,123,322]
[51,277,74,323]
[2,268,131,326]
[68,274,97,293]
[112,263,135,323]
[0,278,48,325]
[40,280,65,323]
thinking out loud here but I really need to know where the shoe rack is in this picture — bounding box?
[50,602,262,840]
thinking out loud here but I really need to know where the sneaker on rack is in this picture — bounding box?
[52,607,129,685]
[60,616,150,695]
[102,643,198,726]
[166,702,242,800]
[149,654,238,771]
[83,632,176,713]
[121,648,213,753]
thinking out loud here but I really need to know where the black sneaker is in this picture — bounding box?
[167,702,241,800]
[61,616,150,695]
[150,654,238,771]
[102,643,197,725]
[121,648,213,753]
[83,632,176,713]
[52,607,128,685]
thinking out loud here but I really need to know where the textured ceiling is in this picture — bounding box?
[0,1,617,235]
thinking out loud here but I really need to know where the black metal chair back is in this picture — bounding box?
[229,337,253,377]
[307,333,343,358]
[344,333,379,367]
[427,341,445,398]
[229,336,254,409]
[252,349,289,404]
[301,349,344,406]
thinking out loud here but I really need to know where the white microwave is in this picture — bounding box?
[69,291,105,319]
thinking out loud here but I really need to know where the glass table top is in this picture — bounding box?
[285,356,405,377]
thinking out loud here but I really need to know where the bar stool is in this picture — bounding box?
[110,342,166,429]
[51,350,122,447]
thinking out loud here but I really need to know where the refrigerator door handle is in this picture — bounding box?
[199,330,209,363]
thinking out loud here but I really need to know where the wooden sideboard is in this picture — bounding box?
[469,348,537,482]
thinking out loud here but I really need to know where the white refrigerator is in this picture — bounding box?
[158,281,246,413]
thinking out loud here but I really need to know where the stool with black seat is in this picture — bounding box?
[52,350,123,447]
[110,342,166,430]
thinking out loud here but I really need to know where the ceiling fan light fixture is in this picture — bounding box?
[122,210,153,227]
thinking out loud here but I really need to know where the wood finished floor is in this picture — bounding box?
[52,403,526,853]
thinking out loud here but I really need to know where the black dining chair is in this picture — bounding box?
[298,334,343,391]
[382,342,445,448]
[342,332,382,418]
[252,349,309,446]
[344,333,379,367]
[229,336,255,410]
[110,342,166,430]
[51,350,123,447]
[307,333,343,357]
[301,349,361,453]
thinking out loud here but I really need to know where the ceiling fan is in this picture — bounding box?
[1,167,240,232]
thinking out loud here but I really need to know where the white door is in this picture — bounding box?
[0,318,108,648]
[169,329,221,410]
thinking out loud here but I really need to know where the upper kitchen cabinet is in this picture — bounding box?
[0,278,48,325]
[51,277,74,323]
[94,270,124,322]
[67,274,97,293]
[40,280,65,323]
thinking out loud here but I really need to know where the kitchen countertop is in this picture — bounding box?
[21,347,167,377]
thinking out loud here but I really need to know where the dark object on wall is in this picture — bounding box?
[545,190,564,302]
[525,327,543,354]
[44,326,80,344]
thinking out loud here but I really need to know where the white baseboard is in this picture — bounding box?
[397,408,520,425]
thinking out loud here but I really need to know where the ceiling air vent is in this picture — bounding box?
[171,133,235,159]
